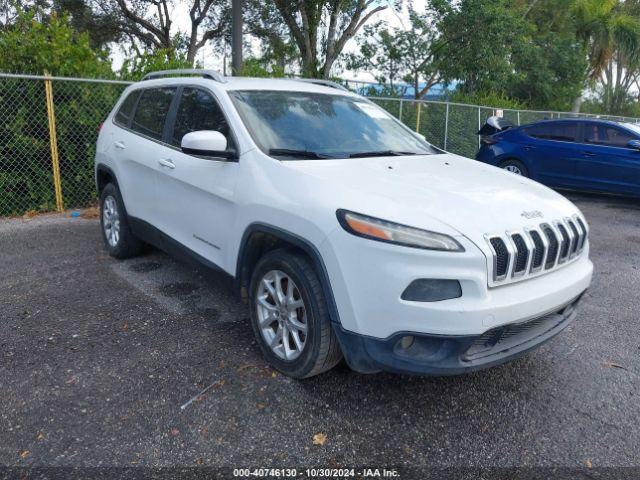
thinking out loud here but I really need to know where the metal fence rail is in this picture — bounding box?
[1,72,638,217]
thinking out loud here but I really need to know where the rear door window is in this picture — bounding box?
[114,90,141,127]
[525,124,552,140]
[584,124,634,147]
[131,87,176,141]
[551,123,578,142]
[526,122,578,142]
[170,87,234,148]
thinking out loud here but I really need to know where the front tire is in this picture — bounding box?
[500,158,529,177]
[249,249,343,378]
[99,183,144,259]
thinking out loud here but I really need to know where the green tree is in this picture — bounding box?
[570,0,640,112]
[272,0,388,78]
[508,32,587,110]
[52,0,122,50]
[432,0,529,95]
[431,0,588,110]
[508,0,588,110]
[245,0,298,73]
[94,0,229,63]
[347,23,405,91]
[240,57,286,78]
[348,7,444,99]
[119,48,194,81]
[0,8,112,76]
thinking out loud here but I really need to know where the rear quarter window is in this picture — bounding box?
[114,90,141,127]
[525,122,578,142]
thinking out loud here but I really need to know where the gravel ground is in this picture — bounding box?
[0,193,639,473]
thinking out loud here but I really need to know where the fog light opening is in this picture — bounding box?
[401,279,462,302]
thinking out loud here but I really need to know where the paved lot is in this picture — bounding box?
[1,193,639,470]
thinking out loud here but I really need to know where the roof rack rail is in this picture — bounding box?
[294,78,350,92]
[142,69,226,83]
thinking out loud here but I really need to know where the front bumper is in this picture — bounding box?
[321,225,593,339]
[333,291,585,376]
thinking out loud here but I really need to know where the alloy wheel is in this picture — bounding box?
[255,270,308,361]
[102,195,120,247]
[504,165,523,175]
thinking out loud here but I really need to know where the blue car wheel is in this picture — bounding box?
[500,159,529,177]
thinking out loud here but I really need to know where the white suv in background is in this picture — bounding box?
[95,69,593,378]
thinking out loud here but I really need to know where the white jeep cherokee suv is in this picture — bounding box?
[95,69,593,378]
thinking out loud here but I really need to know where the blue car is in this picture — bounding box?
[476,118,640,197]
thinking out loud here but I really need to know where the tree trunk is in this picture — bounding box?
[186,40,197,64]
[571,94,583,113]
[302,58,319,78]
[321,60,334,79]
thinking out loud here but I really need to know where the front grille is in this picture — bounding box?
[486,216,588,285]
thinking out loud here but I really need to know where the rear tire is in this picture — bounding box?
[500,158,529,177]
[99,182,144,259]
[249,249,343,379]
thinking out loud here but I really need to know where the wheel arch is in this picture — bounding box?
[235,223,341,326]
[95,163,119,195]
[497,155,525,167]
[95,164,135,220]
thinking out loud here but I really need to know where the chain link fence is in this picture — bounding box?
[1,73,639,217]
[0,73,129,217]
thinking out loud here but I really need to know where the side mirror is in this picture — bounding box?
[627,139,640,151]
[414,132,427,142]
[181,131,236,159]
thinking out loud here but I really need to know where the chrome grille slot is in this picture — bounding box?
[542,224,559,270]
[575,216,587,251]
[566,219,579,256]
[510,233,529,275]
[556,222,570,263]
[486,216,588,286]
[528,230,545,271]
[489,237,510,279]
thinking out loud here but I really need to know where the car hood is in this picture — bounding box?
[284,153,582,246]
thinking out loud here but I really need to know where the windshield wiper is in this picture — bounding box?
[269,148,331,159]
[348,150,418,158]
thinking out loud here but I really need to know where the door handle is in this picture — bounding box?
[114,141,126,150]
[581,151,596,157]
[523,145,536,151]
[158,158,175,169]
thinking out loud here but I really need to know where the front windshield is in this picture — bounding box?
[229,90,439,159]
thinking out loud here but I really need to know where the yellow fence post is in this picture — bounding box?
[44,72,64,212]
[415,102,422,133]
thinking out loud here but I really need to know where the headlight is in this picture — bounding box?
[336,210,464,252]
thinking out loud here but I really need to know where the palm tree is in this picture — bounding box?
[570,0,640,112]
